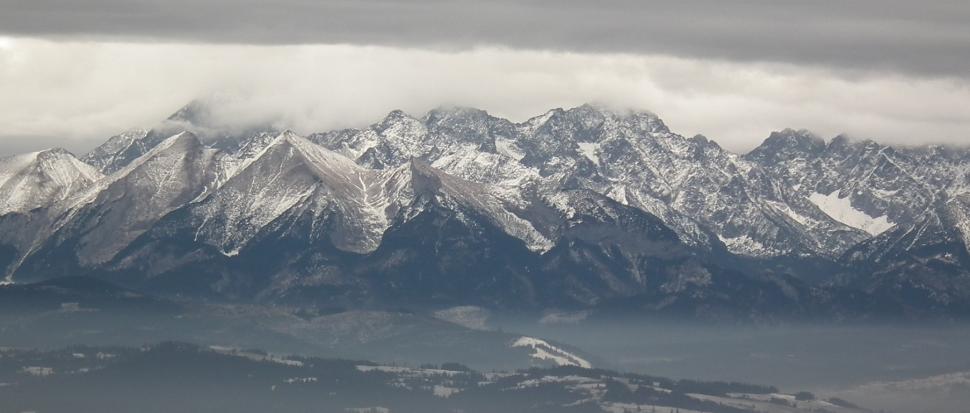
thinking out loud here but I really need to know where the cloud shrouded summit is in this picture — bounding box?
[1,40,969,157]
[0,1,969,156]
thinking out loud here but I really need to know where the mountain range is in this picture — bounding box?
[2,102,969,320]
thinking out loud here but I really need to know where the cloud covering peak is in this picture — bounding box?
[1,38,969,156]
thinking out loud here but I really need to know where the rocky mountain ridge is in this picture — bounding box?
[2,102,969,319]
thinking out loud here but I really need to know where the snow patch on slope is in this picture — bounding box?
[511,336,591,368]
[494,138,525,161]
[809,191,894,235]
[717,234,782,256]
[577,142,600,164]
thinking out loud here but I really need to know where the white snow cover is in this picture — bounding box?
[809,191,894,235]
[511,336,591,368]
[432,385,460,398]
[577,142,600,164]
[717,234,782,256]
[494,137,525,161]
[0,149,103,215]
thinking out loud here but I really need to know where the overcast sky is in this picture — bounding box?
[1,0,969,156]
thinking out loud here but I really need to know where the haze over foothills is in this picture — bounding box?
[1,0,969,157]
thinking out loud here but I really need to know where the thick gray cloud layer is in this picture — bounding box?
[1,39,968,157]
[1,0,969,78]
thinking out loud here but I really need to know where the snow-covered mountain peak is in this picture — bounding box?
[376,109,424,133]
[403,159,553,252]
[0,148,103,216]
[423,106,513,149]
[70,131,206,207]
[117,131,202,172]
[567,103,668,134]
[82,129,155,174]
[273,130,369,177]
[518,108,564,135]
[163,94,250,131]
[166,98,212,125]
[745,129,825,163]
[25,130,221,267]
[182,129,404,255]
[825,134,887,153]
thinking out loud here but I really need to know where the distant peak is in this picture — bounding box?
[375,109,422,132]
[166,99,211,124]
[423,106,494,131]
[765,129,824,149]
[827,133,881,150]
[568,103,659,119]
[745,128,825,161]
[777,128,821,140]
[36,147,73,158]
[382,109,414,122]
[278,129,301,140]
[266,130,313,152]
[426,105,490,118]
[690,134,719,149]
[523,107,564,124]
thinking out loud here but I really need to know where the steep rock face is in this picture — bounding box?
[353,199,544,310]
[839,194,970,315]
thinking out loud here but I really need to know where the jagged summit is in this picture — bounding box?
[744,129,825,167]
